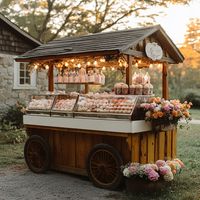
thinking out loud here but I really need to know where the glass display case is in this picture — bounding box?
[26,93,152,120]
[26,95,54,115]
[74,94,137,119]
[51,94,78,117]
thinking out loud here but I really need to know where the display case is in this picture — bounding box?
[26,95,54,115]
[26,93,151,120]
[51,94,78,117]
[74,94,137,120]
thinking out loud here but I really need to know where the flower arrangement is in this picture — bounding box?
[122,158,184,182]
[140,97,192,129]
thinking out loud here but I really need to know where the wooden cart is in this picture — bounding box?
[24,94,177,189]
[17,25,184,189]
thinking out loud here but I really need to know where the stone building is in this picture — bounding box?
[0,13,48,113]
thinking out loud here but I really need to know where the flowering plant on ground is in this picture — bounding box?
[140,97,192,127]
[122,158,184,182]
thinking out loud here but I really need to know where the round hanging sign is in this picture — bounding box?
[145,42,163,61]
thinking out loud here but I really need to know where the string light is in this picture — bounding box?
[111,67,115,71]
[57,63,62,68]
[34,64,38,70]
[149,64,153,68]
[94,61,98,66]
[45,65,49,70]
[87,61,91,66]
[65,62,69,67]
[100,58,105,62]
[77,63,81,68]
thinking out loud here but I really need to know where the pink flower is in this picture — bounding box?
[159,166,171,175]
[148,169,160,181]
[128,165,138,175]
[144,166,159,181]
[173,158,184,168]
[150,164,159,171]
[156,160,166,168]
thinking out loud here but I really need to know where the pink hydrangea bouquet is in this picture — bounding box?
[140,97,192,129]
[122,158,184,182]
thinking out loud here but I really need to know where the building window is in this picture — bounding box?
[14,60,36,89]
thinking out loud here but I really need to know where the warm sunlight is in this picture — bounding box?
[155,0,200,45]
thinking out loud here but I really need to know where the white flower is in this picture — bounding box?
[163,172,174,181]
[154,107,160,112]
[145,111,151,118]
[123,168,131,177]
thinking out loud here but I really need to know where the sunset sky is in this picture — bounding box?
[4,0,200,45]
[153,0,200,45]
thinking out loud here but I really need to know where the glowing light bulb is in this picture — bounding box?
[119,62,123,67]
[138,60,142,64]
[65,62,69,67]
[111,67,115,71]
[57,63,62,68]
[124,62,128,68]
[71,59,74,62]
[102,66,106,71]
[77,63,81,68]
[87,61,91,66]
[45,65,49,70]
[94,61,98,66]
[149,64,153,68]
[100,58,105,62]
[34,64,38,70]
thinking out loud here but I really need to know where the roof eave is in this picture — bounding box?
[120,24,184,64]
[15,49,120,62]
[0,13,42,46]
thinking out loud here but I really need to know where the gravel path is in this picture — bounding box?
[0,166,128,200]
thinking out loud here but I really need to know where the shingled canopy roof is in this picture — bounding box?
[16,25,184,64]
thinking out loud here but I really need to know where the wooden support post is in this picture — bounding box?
[85,84,89,94]
[162,63,169,99]
[126,55,132,86]
[48,64,54,92]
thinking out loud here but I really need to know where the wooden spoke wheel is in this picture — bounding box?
[24,135,50,173]
[87,144,123,190]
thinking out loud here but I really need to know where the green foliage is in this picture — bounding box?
[190,109,200,120]
[184,92,200,108]
[1,102,26,130]
[3,129,27,144]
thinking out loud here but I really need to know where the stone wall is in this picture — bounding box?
[0,53,48,113]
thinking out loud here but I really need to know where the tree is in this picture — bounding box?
[184,18,200,53]
[0,0,191,43]
[167,18,200,99]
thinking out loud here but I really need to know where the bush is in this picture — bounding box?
[184,93,200,108]
[4,129,27,144]
[1,102,26,130]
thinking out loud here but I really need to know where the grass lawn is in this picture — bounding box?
[0,126,200,200]
[0,131,25,168]
[190,108,200,120]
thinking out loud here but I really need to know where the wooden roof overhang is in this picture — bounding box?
[16,25,184,99]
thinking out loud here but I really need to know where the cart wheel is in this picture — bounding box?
[87,144,123,190]
[24,135,50,173]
